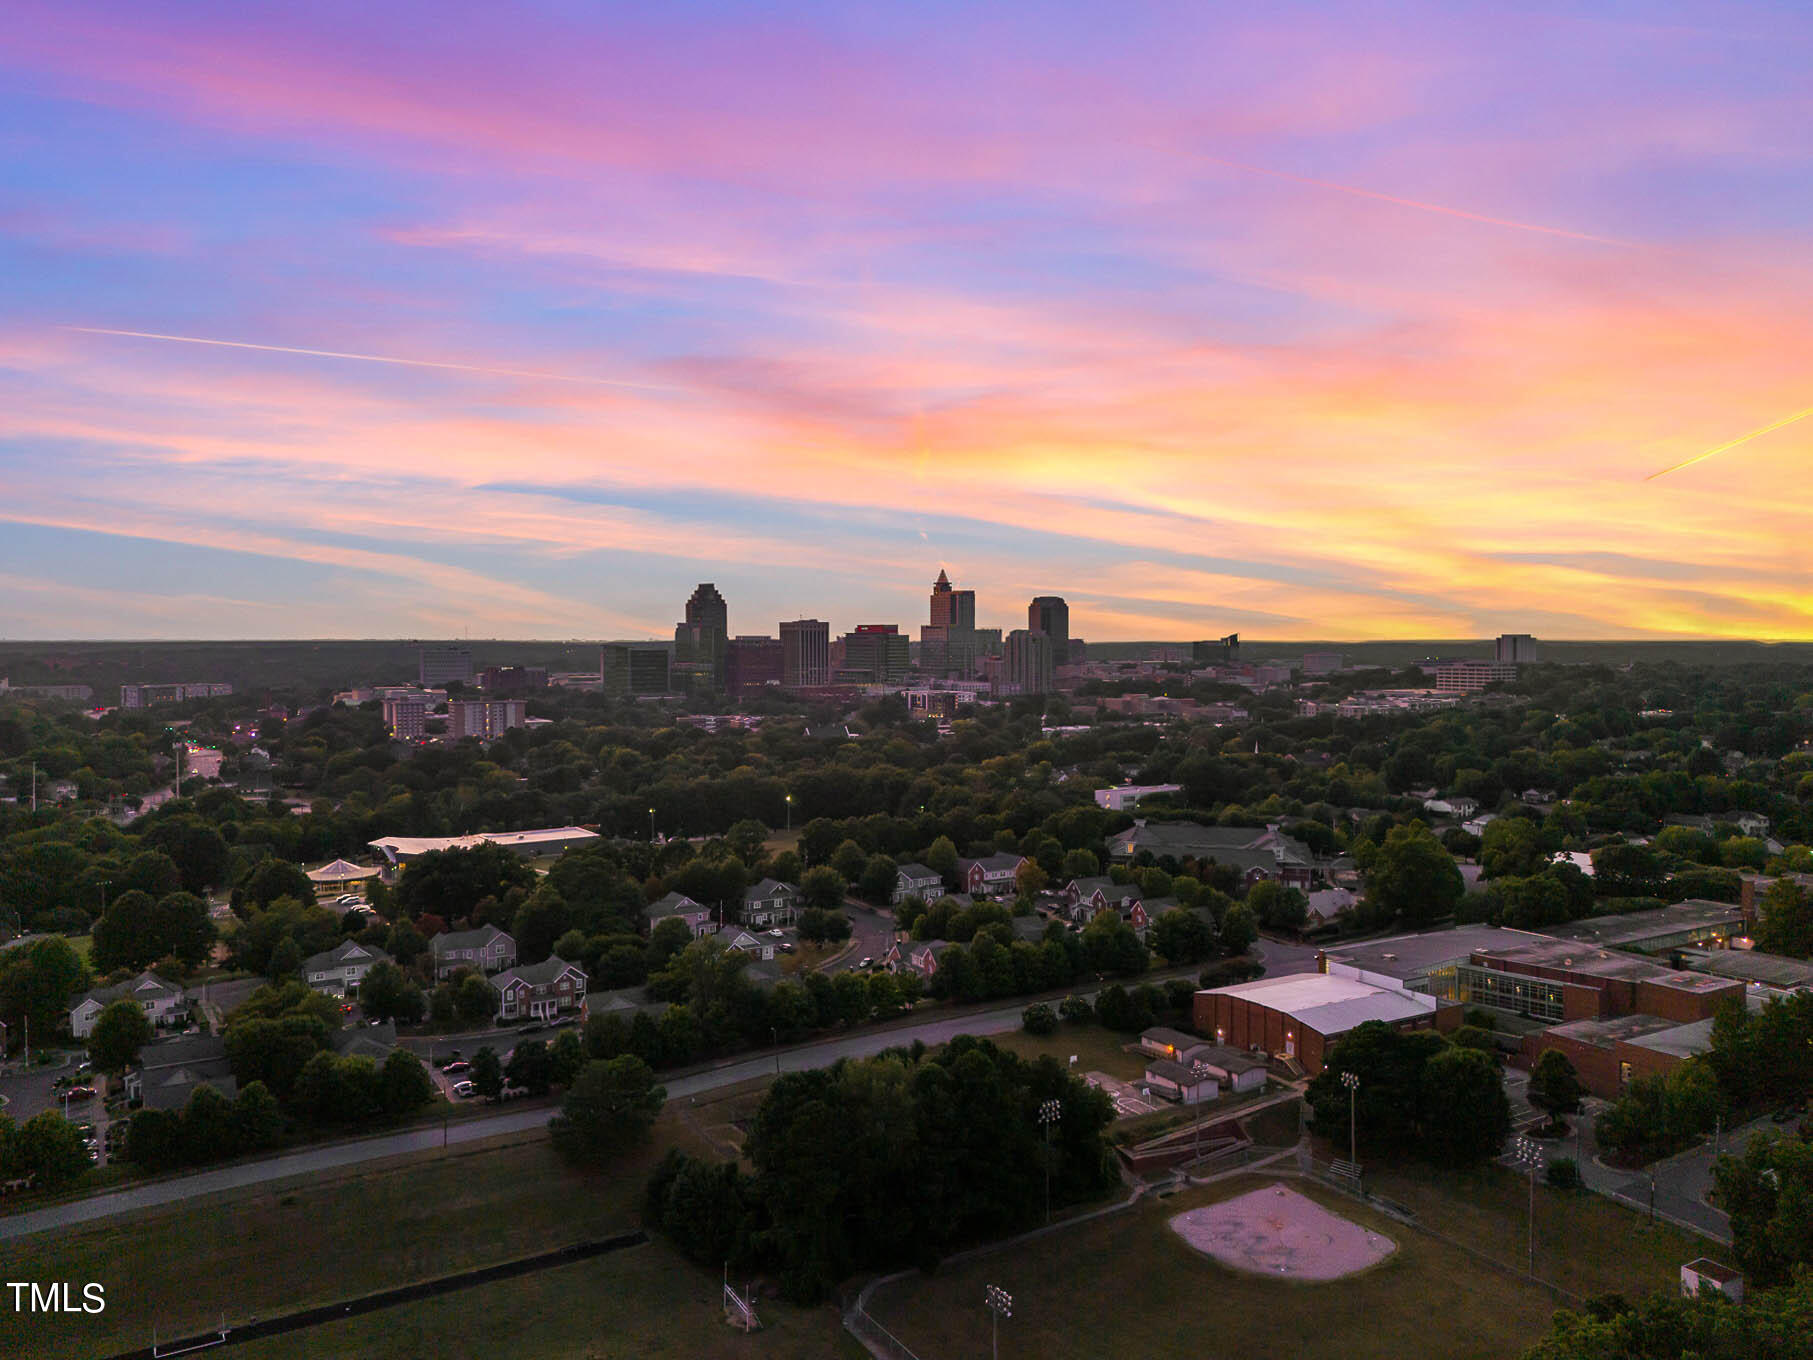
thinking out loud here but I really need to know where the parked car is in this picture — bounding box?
[443,1061,472,1075]
[451,1080,476,1098]
[64,1086,96,1101]
[549,1016,574,1028]
[519,1022,543,1034]
[858,957,874,970]
[768,928,784,938]
[778,942,795,953]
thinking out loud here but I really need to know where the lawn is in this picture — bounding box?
[226,1243,862,1360]
[0,1102,735,1360]
[868,1171,1681,1360]
[991,1022,1150,1082]
[1361,1161,1710,1301]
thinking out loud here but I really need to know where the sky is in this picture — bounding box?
[2,1,1810,642]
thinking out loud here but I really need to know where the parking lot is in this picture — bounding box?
[0,1050,90,1123]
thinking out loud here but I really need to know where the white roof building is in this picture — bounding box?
[1203,972,1439,1035]
[368,826,599,865]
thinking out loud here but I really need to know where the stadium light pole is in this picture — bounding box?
[1038,1099,1062,1223]
[985,1284,1011,1360]
[1340,1070,1360,1167]
[1191,1060,1215,1165]
[1513,1134,1544,1276]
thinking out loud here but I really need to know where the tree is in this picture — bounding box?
[646,917,693,972]
[796,907,851,943]
[1151,908,1213,966]
[454,972,497,1026]
[925,835,961,887]
[1365,824,1464,927]
[472,1046,504,1100]
[394,844,537,923]
[142,815,232,894]
[858,854,899,905]
[1218,903,1257,956]
[550,1055,667,1163]
[237,857,316,912]
[267,936,303,983]
[1755,879,1813,959]
[506,1039,554,1096]
[1528,1049,1585,1132]
[829,839,867,883]
[1245,881,1307,932]
[1060,848,1099,880]
[16,1111,89,1187]
[1716,1128,1813,1287]
[1022,1003,1058,1036]
[1418,1047,1511,1165]
[549,1028,586,1086]
[0,936,90,1047]
[800,865,846,910]
[358,961,425,1024]
[378,1050,435,1119]
[1479,818,1548,880]
[87,999,153,1075]
[233,1081,285,1150]
[512,885,572,966]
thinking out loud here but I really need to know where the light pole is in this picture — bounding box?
[1340,1070,1360,1167]
[1038,1099,1061,1222]
[785,793,792,831]
[1513,1134,1543,1276]
[1191,1060,1214,1164]
[985,1284,1011,1360]
[648,807,656,842]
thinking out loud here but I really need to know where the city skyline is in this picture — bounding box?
[4,3,1812,641]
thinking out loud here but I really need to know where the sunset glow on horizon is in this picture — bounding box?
[3,1,1811,641]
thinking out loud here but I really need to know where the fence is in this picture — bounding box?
[847,1299,926,1360]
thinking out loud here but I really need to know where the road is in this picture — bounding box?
[822,901,896,973]
[0,939,1305,1243]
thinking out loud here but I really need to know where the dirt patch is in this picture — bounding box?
[1169,1182,1396,1281]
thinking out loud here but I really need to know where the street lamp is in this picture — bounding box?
[1340,1071,1360,1168]
[1038,1099,1062,1222]
[985,1285,1012,1360]
[785,793,792,831]
[1513,1134,1544,1276]
[648,808,656,842]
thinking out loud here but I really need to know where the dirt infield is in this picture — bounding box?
[1169,1182,1396,1281]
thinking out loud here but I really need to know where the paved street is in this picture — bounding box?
[821,901,897,973]
[0,941,1291,1243]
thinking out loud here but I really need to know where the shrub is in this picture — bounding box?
[1021,1003,1058,1036]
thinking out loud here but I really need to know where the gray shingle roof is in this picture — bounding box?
[431,925,511,954]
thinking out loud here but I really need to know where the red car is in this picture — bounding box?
[64,1086,97,1101]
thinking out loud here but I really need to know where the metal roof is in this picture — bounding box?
[1201,972,1437,1034]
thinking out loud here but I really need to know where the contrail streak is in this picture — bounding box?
[61,326,678,392]
[1646,403,1813,480]
[1188,153,1636,247]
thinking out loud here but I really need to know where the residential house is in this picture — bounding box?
[882,938,950,978]
[430,925,516,980]
[892,863,944,905]
[959,853,1026,898]
[647,891,715,938]
[69,972,185,1039]
[741,879,800,928]
[1064,877,1141,921]
[1733,812,1771,838]
[303,939,392,998]
[492,956,587,1023]
[125,1033,237,1111]
[727,930,776,962]
[330,1021,399,1063]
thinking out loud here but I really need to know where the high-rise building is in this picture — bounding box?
[924,569,981,676]
[418,646,474,688]
[1028,596,1069,666]
[726,636,784,696]
[382,694,427,740]
[1002,629,1053,695]
[1495,634,1539,664]
[1302,652,1344,674]
[1433,660,1520,693]
[601,643,673,697]
[839,625,910,684]
[675,583,730,688]
[475,666,548,695]
[1192,635,1239,664]
[779,620,830,687]
[447,699,527,740]
[119,682,233,708]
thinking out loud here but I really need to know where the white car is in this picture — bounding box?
[767,928,784,937]
[451,1080,476,1098]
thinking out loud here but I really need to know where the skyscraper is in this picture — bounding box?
[924,568,980,677]
[779,619,830,687]
[1495,633,1538,664]
[676,583,730,688]
[839,624,910,684]
[1028,596,1069,666]
[601,643,673,696]
[726,636,783,696]
[1002,629,1053,695]
[929,569,975,629]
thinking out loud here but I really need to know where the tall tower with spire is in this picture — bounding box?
[924,568,978,676]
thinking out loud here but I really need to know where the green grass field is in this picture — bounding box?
[0,1096,814,1360]
[991,1023,1150,1082]
[868,1170,1698,1360]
